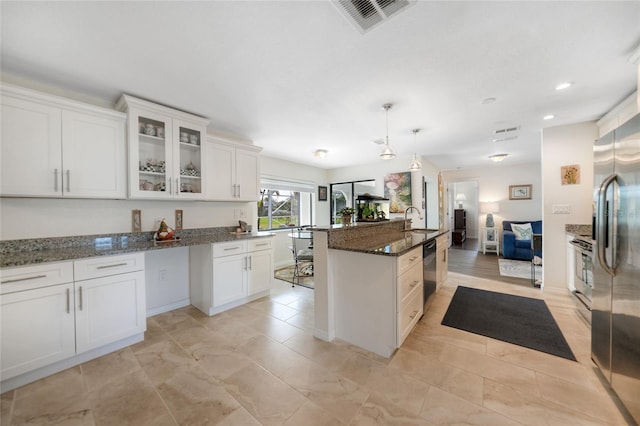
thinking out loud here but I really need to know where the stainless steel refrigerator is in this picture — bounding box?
[592,112,640,424]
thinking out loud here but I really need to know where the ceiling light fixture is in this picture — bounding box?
[409,129,422,171]
[379,103,396,160]
[314,149,328,158]
[489,154,508,162]
[543,114,555,120]
[555,82,573,91]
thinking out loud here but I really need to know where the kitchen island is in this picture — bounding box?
[311,220,448,357]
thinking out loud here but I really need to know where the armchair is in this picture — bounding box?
[502,220,542,260]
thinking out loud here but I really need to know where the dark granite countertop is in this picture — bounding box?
[565,224,592,239]
[0,227,275,268]
[330,228,447,257]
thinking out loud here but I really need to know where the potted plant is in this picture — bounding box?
[337,207,356,225]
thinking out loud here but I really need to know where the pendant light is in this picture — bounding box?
[379,103,396,160]
[409,128,422,171]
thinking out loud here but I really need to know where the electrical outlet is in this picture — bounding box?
[552,204,571,214]
[159,269,167,282]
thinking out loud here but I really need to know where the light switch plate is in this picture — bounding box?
[552,204,571,214]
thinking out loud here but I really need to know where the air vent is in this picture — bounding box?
[494,126,520,135]
[332,0,415,34]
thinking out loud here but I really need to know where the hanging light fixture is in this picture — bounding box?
[409,128,422,171]
[379,103,396,160]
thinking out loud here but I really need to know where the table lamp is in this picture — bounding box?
[455,193,467,209]
[481,202,499,228]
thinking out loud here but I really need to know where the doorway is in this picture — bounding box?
[447,180,479,244]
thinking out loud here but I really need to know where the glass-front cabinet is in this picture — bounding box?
[117,95,209,200]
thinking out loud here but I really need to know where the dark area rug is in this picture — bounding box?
[442,286,576,361]
[274,263,314,289]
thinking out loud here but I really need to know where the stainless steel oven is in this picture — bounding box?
[569,237,593,323]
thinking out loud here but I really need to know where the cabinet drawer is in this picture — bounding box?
[74,253,144,281]
[1,261,73,295]
[398,247,421,276]
[248,238,273,252]
[213,241,247,258]
[436,233,449,248]
[397,288,423,346]
[397,262,422,308]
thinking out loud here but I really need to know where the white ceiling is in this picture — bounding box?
[2,1,639,171]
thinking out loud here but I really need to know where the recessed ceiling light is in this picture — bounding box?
[314,149,328,158]
[555,82,573,91]
[543,114,555,120]
[482,97,497,105]
[489,154,508,162]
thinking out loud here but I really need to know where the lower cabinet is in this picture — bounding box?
[0,253,146,388]
[436,232,449,289]
[190,237,274,315]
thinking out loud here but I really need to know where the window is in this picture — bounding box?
[258,177,314,231]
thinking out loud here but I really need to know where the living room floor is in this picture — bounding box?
[1,275,629,425]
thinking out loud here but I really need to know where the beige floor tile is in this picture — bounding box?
[483,378,612,426]
[215,406,262,425]
[283,333,359,372]
[360,364,430,415]
[279,358,369,422]
[88,370,173,426]
[283,400,346,426]
[284,297,314,312]
[420,386,520,426]
[134,339,197,386]
[439,343,540,396]
[413,320,488,355]
[156,364,242,425]
[245,315,307,343]
[80,348,141,392]
[165,322,216,349]
[11,367,94,426]
[535,372,627,425]
[389,347,484,406]
[191,342,254,381]
[130,318,170,353]
[285,311,315,332]
[152,308,202,333]
[200,315,262,346]
[224,303,272,324]
[350,393,435,426]
[250,299,300,321]
[223,362,307,426]
[236,334,309,377]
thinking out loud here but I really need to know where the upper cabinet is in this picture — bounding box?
[117,95,209,200]
[205,137,261,201]
[1,84,126,198]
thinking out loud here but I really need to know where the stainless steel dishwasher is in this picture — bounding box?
[422,239,437,315]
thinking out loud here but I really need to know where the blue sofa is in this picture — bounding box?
[502,220,542,260]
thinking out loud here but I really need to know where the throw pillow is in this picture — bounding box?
[512,223,533,240]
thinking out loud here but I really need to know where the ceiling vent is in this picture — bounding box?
[494,126,520,135]
[332,0,415,34]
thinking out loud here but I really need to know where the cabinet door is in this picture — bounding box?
[61,110,126,198]
[213,254,247,307]
[1,96,62,197]
[128,108,173,199]
[205,141,235,200]
[236,148,259,201]
[75,270,146,354]
[173,119,205,199]
[247,249,273,296]
[1,283,75,380]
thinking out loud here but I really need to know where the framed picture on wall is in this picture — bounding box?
[318,186,327,201]
[509,184,532,200]
[131,209,142,232]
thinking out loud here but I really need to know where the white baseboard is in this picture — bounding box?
[146,299,191,317]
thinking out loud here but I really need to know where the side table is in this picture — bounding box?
[482,227,499,255]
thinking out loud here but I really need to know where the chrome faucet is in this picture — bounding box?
[404,206,423,231]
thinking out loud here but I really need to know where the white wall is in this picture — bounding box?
[442,162,543,242]
[541,121,597,289]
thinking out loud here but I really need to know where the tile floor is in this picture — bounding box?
[1,273,631,425]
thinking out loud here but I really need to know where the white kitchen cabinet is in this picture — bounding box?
[190,237,274,315]
[117,95,209,200]
[1,262,75,381]
[436,232,449,290]
[0,254,145,388]
[1,84,126,198]
[205,138,260,201]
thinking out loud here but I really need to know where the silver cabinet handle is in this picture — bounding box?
[66,170,71,192]
[168,178,172,194]
[247,255,252,270]
[1,274,46,284]
[176,178,179,194]
[237,184,241,198]
[79,286,83,311]
[232,184,237,198]
[224,246,241,251]
[256,243,268,247]
[409,256,419,262]
[409,310,419,320]
[96,262,128,269]
[54,168,59,192]
[66,288,70,314]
